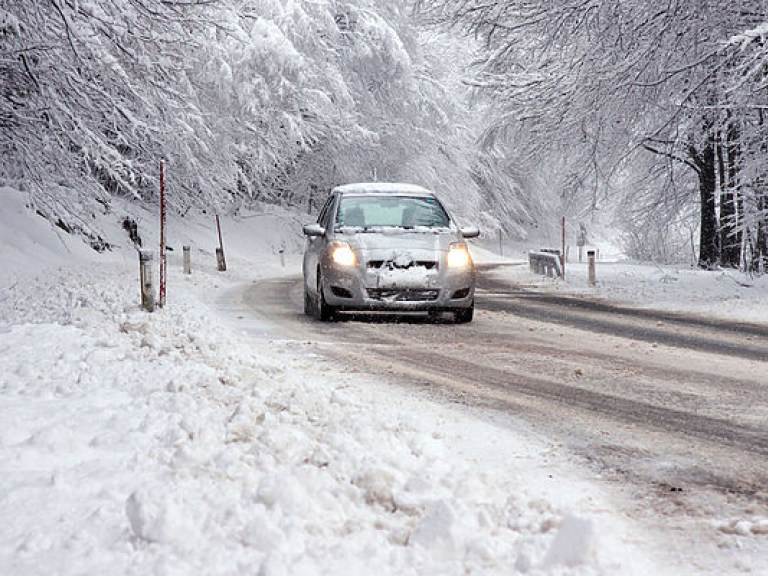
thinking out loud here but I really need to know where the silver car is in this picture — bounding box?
[302,183,479,322]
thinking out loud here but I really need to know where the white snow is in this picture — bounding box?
[378,261,432,288]
[332,182,433,195]
[1,186,767,575]
[482,241,768,325]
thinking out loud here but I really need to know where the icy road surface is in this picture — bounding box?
[235,264,768,573]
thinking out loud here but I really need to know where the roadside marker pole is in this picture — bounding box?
[159,161,167,308]
[216,214,227,272]
[139,250,155,312]
[183,245,191,275]
[562,217,566,280]
[588,249,597,286]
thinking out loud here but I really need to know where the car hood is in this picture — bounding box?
[339,229,459,261]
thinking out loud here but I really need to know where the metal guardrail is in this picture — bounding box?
[529,250,563,278]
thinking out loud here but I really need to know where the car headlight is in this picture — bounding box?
[447,243,471,268]
[331,242,356,266]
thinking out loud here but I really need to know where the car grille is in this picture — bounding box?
[367,289,440,302]
[367,260,438,270]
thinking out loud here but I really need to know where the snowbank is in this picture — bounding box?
[477,241,768,326]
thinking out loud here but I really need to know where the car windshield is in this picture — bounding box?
[336,195,450,230]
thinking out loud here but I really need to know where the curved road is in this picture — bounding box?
[235,264,768,521]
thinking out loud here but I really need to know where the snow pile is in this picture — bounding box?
[0,187,98,279]
[378,263,433,288]
[0,257,630,574]
[481,243,768,325]
[1,190,661,575]
[0,263,618,575]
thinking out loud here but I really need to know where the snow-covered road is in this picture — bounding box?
[233,268,768,575]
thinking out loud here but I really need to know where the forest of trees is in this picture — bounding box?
[1,0,537,247]
[417,0,768,272]
[2,1,768,271]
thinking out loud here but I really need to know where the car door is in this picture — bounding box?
[303,192,336,295]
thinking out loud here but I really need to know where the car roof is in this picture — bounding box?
[332,182,435,197]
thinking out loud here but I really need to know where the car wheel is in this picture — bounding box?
[315,273,337,322]
[454,300,474,324]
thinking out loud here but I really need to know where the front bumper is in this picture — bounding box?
[321,262,475,311]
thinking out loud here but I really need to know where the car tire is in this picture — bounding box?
[454,300,474,324]
[315,273,337,322]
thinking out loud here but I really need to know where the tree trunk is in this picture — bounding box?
[720,125,741,268]
[757,195,768,274]
[716,137,728,262]
[691,143,719,268]
[720,191,739,267]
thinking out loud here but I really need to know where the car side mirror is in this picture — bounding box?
[303,223,326,237]
[460,226,480,239]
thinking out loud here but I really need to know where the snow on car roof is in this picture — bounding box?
[332,182,435,196]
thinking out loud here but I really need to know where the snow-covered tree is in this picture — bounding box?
[416,0,768,270]
[0,0,222,245]
[2,0,534,245]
